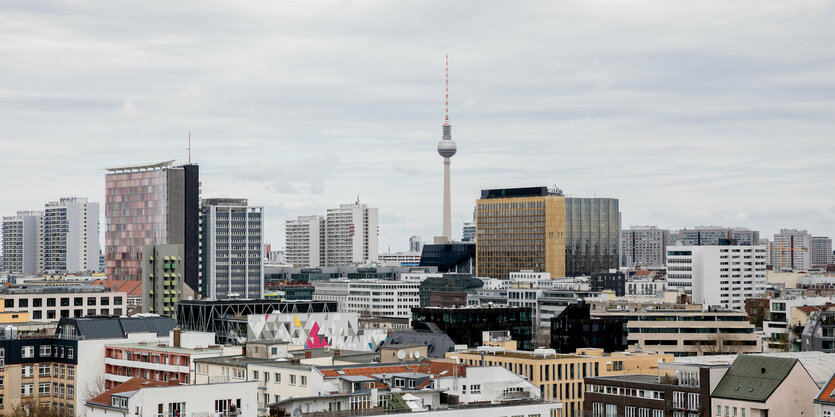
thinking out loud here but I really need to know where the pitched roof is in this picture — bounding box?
[87,378,173,407]
[56,316,176,339]
[318,360,466,379]
[712,356,800,402]
[92,279,143,296]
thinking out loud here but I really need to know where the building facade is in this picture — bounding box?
[462,222,476,242]
[0,286,127,322]
[811,236,833,266]
[200,198,264,299]
[666,245,767,311]
[771,229,812,271]
[1,211,43,275]
[671,227,760,247]
[142,244,188,319]
[104,161,199,289]
[564,197,621,277]
[621,226,669,267]
[476,186,566,279]
[41,197,100,274]
[0,336,78,415]
[285,215,325,268]
[412,306,533,350]
[312,279,420,317]
[325,203,379,266]
[584,374,706,417]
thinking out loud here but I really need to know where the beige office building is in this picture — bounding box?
[476,187,566,279]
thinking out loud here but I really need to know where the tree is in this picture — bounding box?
[696,332,736,355]
[80,376,106,404]
[532,325,551,349]
[7,400,74,417]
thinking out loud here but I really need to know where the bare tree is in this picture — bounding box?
[532,325,551,348]
[696,333,736,355]
[7,400,73,417]
[80,375,106,404]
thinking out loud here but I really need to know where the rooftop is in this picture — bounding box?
[586,374,665,385]
[712,356,799,402]
[106,342,223,355]
[104,160,175,173]
[673,352,835,386]
[87,378,174,407]
[816,372,835,404]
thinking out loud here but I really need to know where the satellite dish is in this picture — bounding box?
[294,408,302,417]
[397,350,406,360]
[414,351,422,360]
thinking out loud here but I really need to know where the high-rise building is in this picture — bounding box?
[671,226,760,246]
[436,55,457,244]
[811,236,833,266]
[771,229,812,270]
[42,197,100,274]
[409,235,423,253]
[461,221,476,242]
[285,216,325,268]
[564,197,621,276]
[200,198,264,299]
[1,210,43,274]
[620,226,669,267]
[475,186,566,279]
[104,161,199,291]
[142,243,188,318]
[666,244,768,311]
[325,202,378,266]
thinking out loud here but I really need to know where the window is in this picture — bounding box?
[592,403,604,417]
[653,411,664,417]
[613,361,624,371]
[625,407,636,417]
[300,375,307,386]
[639,409,650,417]
[252,371,259,380]
[100,297,110,306]
[68,367,74,379]
[290,375,297,385]
[47,298,56,307]
[22,365,34,377]
[39,364,50,376]
[33,311,42,320]
[471,384,481,394]
[39,345,51,357]
[606,404,617,417]
[688,393,700,410]
[717,406,721,416]
[274,373,281,383]
[674,391,685,408]
[3,300,12,308]
[39,383,50,396]
[232,368,244,379]
[0,376,3,388]
[67,384,74,398]
[19,299,28,307]
[21,384,33,397]
[21,346,34,358]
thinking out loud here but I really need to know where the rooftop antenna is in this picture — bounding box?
[444,54,449,125]
[188,132,192,164]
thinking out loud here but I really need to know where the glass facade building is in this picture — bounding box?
[564,197,621,277]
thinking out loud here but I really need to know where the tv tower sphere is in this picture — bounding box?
[438,129,457,158]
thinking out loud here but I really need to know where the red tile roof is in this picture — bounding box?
[92,279,142,296]
[817,373,835,403]
[319,360,467,379]
[87,378,174,406]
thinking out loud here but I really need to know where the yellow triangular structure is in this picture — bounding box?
[294,314,302,328]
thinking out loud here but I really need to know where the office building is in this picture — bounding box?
[666,244,767,310]
[325,202,378,266]
[0,285,127,321]
[770,228,812,270]
[409,235,423,253]
[142,244,190,319]
[462,221,476,242]
[672,226,760,246]
[589,271,626,296]
[418,274,483,307]
[621,226,669,267]
[476,186,566,279]
[42,197,100,274]
[564,197,620,276]
[312,279,420,317]
[104,161,199,291]
[412,306,533,350]
[378,251,422,266]
[1,210,43,274]
[285,215,324,268]
[419,241,475,273]
[811,236,833,266]
[200,198,264,299]
[595,309,761,356]
[584,373,706,417]
[450,347,673,416]
[550,301,627,353]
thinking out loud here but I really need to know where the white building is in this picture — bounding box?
[0,286,127,321]
[771,229,812,271]
[312,279,419,317]
[811,236,833,266]
[42,197,100,274]
[399,272,444,282]
[200,198,264,299]
[379,251,422,266]
[409,235,423,253]
[2,210,43,274]
[84,379,257,417]
[666,245,767,310]
[285,215,325,268]
[462,221,476,242]
[620,226,669,267]
[325,202,379,266]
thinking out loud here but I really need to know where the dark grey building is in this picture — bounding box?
[418,274,483,307]
[589,271,626,296]
[565,197,621,277]
[200,198,264,299]
[801,309,835,352]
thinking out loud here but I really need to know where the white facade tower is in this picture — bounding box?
[436,55,457,244]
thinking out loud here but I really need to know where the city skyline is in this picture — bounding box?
[2,2,835,252]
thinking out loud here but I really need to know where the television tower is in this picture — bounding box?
[437,54,457,243]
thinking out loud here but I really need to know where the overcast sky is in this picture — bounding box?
[2,1,835,252]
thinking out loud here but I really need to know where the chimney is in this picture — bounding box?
[305,351,312,359]
[242,345,247,357]
[173,328,181,348]
[334,349,341,357]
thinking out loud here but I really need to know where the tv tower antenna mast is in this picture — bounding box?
[436,54,457,244]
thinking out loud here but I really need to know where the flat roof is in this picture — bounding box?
[106,342,223,355]
[104,160,175,172]
[586,374,664,385]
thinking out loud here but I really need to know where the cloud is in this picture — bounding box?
[1,0,835,251]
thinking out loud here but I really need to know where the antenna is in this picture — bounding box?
[188,132,192,164]
[444,54,449,125]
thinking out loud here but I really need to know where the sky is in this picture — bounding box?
[2,1,835,253]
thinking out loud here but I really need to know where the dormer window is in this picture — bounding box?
[111,396,128,408]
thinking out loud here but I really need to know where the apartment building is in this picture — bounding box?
[811,236,833,266]
[41,197,100,274]
[1,211,43,275]
[0,336,78,415]
[0,286,127,322]
[142,244,189,319]
[285,216,325,268]
[666,244,767,311]
[621,226,669,267]
[449,347,673,417]
[671,227,760,247]
[325,203,379,266]
[771,229,812,271]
